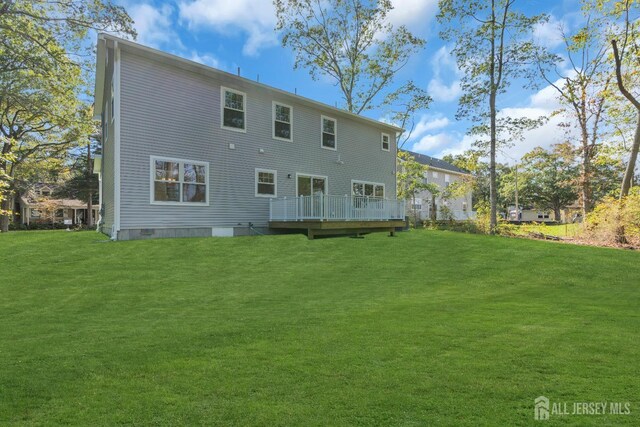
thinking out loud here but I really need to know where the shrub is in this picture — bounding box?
[585,187,640,246]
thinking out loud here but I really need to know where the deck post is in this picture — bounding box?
[345,194,350,221]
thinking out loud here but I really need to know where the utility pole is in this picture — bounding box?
[514,163,519,222]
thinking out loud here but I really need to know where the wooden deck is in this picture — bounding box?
[269,220,406,240]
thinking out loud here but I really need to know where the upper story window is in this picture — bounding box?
[255,169,277,197]
[321,116,336,150]
[381,133,390,151]
[151,157,208,205]
[432,171,439,178]
[273,102,292,141]
[352,181,384,198]
[221,87,246,132]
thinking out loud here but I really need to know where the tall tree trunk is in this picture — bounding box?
[620,114,640,198]
[430,195,437,222]
[580,138,592,217]
[0,198,10,232]
[554,206,561,222]
[489,92,498,234]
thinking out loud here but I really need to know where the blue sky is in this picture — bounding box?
[115,0,585,163]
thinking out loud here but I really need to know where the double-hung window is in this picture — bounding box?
[321,116,336,150]
[381,133,390,151]
[221,87,246,131]
[255,169,277,197]
[273,102,292,141]
[152,157,208,204]
[352,181,385,198]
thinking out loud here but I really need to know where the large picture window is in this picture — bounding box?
[221,87,246,131]
[273,102,292,141]
[352,180,384,198]
[151,157,208,205]
[321,116,336,150]
[255,169,277,197]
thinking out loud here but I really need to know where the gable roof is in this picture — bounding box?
[401,150,470,175]
[93,34,403,134]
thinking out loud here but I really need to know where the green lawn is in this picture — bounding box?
[1,230,638,425]
[514,223,583,238]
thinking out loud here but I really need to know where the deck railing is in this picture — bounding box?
[270,195,406,222]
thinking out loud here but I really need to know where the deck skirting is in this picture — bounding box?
[269,220,405,239]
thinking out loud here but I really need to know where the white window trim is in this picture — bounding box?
[351,179,385,198]
[320,115,337,151]
[272,101,293,142]
[149,156,210,206]
[255,168,278,198]
[220,86,247,133]
[381,133,390,152]
[432,171,439,178]
[295,173,329,196]
[445,173,451,183]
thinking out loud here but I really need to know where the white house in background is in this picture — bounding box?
[17,183,99,226]
[93,34,404,240]
[402,150,474,221]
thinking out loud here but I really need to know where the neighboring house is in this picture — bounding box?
[401,150,474,221]
[507,207,556,223]
[93,34,404,240]
[17,183,99,226]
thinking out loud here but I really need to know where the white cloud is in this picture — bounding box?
[427,46,462,102]
[178,0,278,56]
[387,0,439,34]
[187,50,221,69]
[428,79,462,102]
[533,15,566,49]
[411,115,451,137]
[411,131,458,152]
[406,81,579,161]
[128,3,180,49]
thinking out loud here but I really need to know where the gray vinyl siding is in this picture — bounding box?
[411,170,472,215]
[100,47,115,235]
[118,49,396,230]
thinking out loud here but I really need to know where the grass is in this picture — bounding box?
[513,222,583,238]
[1,230,639,425]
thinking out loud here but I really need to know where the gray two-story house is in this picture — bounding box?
[94,34,404,240]
[402,150,474,221]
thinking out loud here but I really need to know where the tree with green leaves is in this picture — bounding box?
[0,0,135,232]
[397,151,438,225]
[274,0,430,138]
[535,17,611,217]
[515,144,579,221]
[438,0,548,233]
[602,0,640,198]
